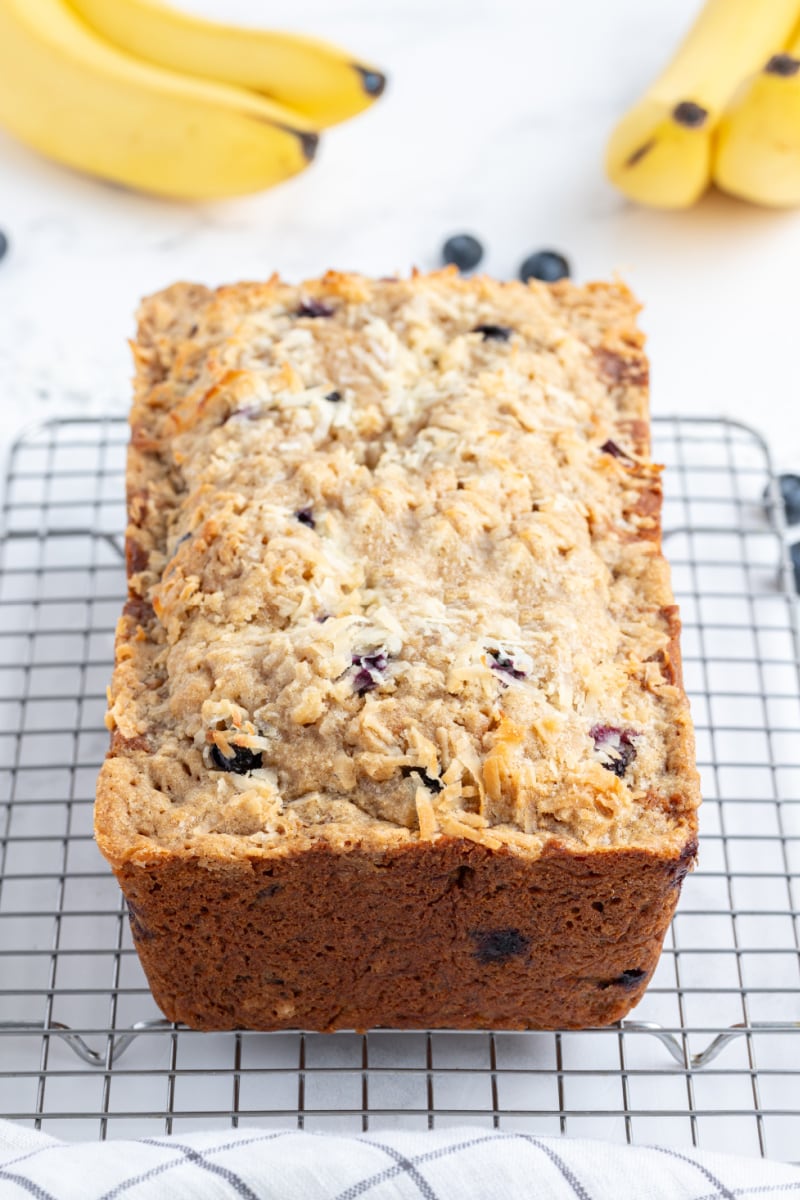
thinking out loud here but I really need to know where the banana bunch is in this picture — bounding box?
[606,0,800,208]
[0,0,385,200]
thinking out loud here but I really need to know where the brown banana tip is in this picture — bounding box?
[766,53,800,77]
[298,131,319,161]
[354,65,387,97]
[254,118,319,161]
[672,100,708,128]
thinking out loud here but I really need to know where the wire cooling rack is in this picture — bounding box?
[0,416,799,1158]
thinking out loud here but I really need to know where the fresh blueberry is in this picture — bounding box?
[590,724,638,778]
[791,542,800,594]
[769,474,800,526]
[518,250,570,283]
[295,507,315,528]
[325,390,342,403]
[297,298,334,318]
[473,323,512,342]
[0,231,7,262]
[210,743,263,774]
[442,233,484,272]
[401,765,443,793]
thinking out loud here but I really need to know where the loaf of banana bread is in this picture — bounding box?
[95,269,699,1031]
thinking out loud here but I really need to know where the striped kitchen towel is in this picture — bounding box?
[1,1120,798,1198]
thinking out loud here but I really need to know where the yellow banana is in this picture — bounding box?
[714,37,800,206]
[65,0,386,129]
[605,0,800,208]
[0,0,318,200]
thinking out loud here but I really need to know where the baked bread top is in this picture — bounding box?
[97,270,699,868]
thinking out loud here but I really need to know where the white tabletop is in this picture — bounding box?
[0,0,798,466]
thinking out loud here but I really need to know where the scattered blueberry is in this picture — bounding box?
[295,507,315,529]
[210,743,263,774]
[518,249,570,283]
[487,648,527,680]
[0,231,8,262]
[297,298,334,318]
[599,967,646,991]
[600,439,633,463]
[442,233,484,273]
[473,324,512,342]
[351,651,389,695]
[769,474,800,526]
[325,390,342,403]
[791,542,800,594]
[590,724,638,778]
[471,928,530,964]
[401,765,443,793]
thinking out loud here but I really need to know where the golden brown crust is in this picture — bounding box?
[653,604,684,689]
[593,346,650,390]
[118,838,692,1032]
[96,269,699,1032]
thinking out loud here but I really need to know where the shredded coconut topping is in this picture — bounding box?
[102,270,699,860]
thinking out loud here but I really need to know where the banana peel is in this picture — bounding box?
[714,50,800,206]
[605,0,800,209]
[66,0,386,129]
[0,0,385,199]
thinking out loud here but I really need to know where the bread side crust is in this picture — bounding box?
[118,837,696,1032]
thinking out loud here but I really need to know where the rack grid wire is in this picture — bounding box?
[0,415,799,1157]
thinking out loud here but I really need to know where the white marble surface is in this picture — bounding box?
[1,0,799,468]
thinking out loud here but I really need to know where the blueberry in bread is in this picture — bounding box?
[95,269,700,1031]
